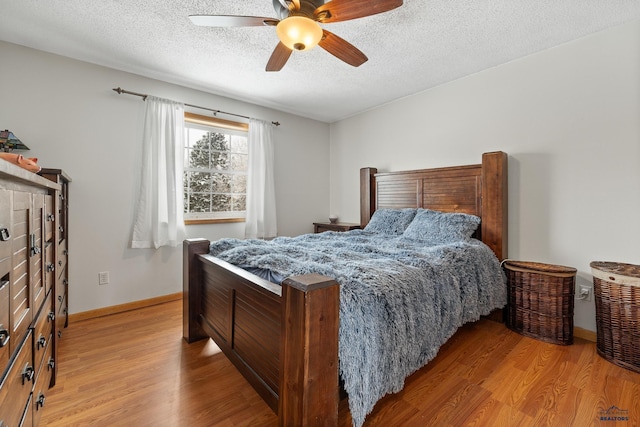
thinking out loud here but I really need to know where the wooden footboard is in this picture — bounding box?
[183,239,340,426]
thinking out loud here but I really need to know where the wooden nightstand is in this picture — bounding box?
[313,222,361,233]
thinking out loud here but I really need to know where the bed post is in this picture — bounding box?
[279,274,340,427]
[481,151,508,260]
[183,238,210,343]
[360,167,377,227]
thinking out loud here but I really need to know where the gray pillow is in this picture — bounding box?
[403,208,480,244]
[363,208,417,235]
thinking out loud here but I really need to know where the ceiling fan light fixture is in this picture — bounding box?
[276,16,322,51]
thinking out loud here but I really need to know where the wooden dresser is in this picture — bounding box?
[0,162,69,426]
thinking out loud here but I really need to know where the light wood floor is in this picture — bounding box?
[40,300,639,427]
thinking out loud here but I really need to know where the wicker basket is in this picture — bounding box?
[503,261,577,345]
[591,261,640,373]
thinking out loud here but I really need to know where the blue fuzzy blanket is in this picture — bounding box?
[209,230,506,427]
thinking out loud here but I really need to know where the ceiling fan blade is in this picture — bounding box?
[318,30,367,67]
[276,0,300,11]
[266,42,293,72]
[189,15,276,27]
[314,0,402,23]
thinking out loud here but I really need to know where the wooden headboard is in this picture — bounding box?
[360,151,508,260]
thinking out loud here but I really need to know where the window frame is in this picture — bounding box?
[183,112,249,225]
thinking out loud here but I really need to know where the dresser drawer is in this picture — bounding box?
[32,336,53,427]
[0,190,10,262]
[1,392,33,427]
[56,294,67,340]
[0,383,6,427]
[33,243,53,317]
[56,190,65,243]
[55,283,67,317]
[20,393,33,427]
[33,294,54,377]
[57,239,67,274]
[44,194,55,243]
[0,330,34,427]
[44,242,55,297]
[56,267,67,308]
[0,262,9,374]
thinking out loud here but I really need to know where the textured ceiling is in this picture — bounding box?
[1,1,640,123]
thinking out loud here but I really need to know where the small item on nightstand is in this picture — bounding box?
[329,214,338,224]
[591,261,640,373]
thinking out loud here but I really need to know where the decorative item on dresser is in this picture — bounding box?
[0,161,70,426]
[183,151,508,426]
[313,222,361,233]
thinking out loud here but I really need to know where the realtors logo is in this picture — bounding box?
[599,406,629,422]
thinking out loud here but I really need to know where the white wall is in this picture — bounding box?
[0,41,330,314]
[329,20,640,332]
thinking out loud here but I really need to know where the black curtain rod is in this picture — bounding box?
[112,87,280,126]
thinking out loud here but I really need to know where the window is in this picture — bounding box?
[183,112,249,224]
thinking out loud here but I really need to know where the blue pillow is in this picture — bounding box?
[363,208,417,235]
[403,208,480,244]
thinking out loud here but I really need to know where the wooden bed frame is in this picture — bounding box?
[183,151,507,426]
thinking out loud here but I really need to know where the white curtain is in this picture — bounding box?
[131,96,187,249]
[245,119,277,239]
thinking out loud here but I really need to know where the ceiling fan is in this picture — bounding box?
[189,0,403,72]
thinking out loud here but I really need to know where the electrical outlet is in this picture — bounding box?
[577,285,592,302]
[98,271,110,285]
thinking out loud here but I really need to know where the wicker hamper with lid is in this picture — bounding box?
[591,261,640,373]
[503,261,577,345]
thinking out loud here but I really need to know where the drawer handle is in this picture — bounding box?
[36,393,46,410]
[63,249,68,256]
[47,213,55,222]
[58,295,63,302]
[22,364,35,384]
[37,335,47,350]
[48,311,56,322]
[0,326,9,348]
[0,227,9,241]
[47,263,55,272]
[48,357,55,370]
[58,330,62,338]
[63,279,68,286]
[58,260,63,266]
[30,234,41,256]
